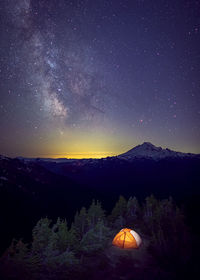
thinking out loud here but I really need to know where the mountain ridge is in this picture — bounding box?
[1,142,200,162]
[118,142,199,160]
[1,142,200,256]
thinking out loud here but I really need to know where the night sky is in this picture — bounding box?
[0,0,200,158]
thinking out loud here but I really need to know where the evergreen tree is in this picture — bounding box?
[36,218,78,267]
[143,196,190,269]
[143,195,159,233]
[49,250,78,267]
[32,217,52,256]
[126,196,141,225]
[0,195,192,280]
[87,200,105,229]
[2,239,41,275]
[55,218,76,251]
[80,220,111,253]
[6,239,28,263]
[73,207,88,239]
[113,215,126,228]
[109,195,127,225]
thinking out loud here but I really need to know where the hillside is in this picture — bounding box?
[0,143,200,255]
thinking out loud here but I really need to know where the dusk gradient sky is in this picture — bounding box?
[0,0,200,158]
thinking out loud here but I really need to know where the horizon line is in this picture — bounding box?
[1,142,200,159]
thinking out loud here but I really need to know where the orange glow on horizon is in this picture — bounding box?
[44,152,117,159]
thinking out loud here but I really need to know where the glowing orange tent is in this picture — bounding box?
[112,228,142,249]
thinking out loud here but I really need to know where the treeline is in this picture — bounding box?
[0,195,194,280]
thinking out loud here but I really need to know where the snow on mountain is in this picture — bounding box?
[118,142,198,160]
[2,142,199,164]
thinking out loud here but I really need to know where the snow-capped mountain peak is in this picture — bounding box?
[118,142,196,160]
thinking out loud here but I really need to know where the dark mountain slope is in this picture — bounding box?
[1,143,200,254]
[0,156,100,255]
[36,156,200,200]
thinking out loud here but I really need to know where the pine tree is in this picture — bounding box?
[80,220,111,253]
[4,239,29,263]
[32,217,52,256]
[55,218,76,251]
[113,215,126,228]
[87,200,105,229]
[109,195,127,225]
[38,218,78,266]
[73,207,88,239]
[143,195,159,233]
[2,239,41,275]
[144,195,158,219]
[126,196,141,225]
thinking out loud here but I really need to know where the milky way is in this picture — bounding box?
[6,0,107,125]
[0,0,200,157]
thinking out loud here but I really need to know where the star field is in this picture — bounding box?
[0,0,200,158]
